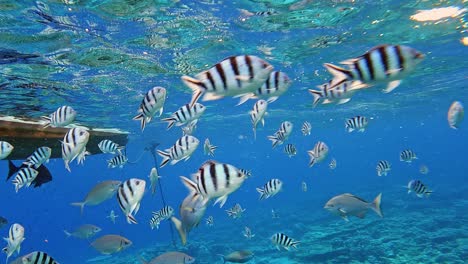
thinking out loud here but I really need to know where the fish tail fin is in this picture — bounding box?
[180,176,198,195]
[64,160,71,172]
[127,214,137,224]
[41,116,51,128]
[133,113,146,131]
[256,188,266,200]
[63,230,71,238]
[170,216,187,245]
[291,241,300,249]
[161,117,176,130]
[425,190,433,197]
[6,160,18,181]
[156,150,171,168]
[371,193,383,217]
[181,75,204,108]
[307,151,316,167]
[70,202,85,215]
[217,254,226,264]
[236,93,253,106]
[323,63,353,87]
[308,89,322,108]
[214,194,228,208]
[267,135,279,148]
[117,146,125,155]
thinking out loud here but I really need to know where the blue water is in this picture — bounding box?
[1,0,467,263]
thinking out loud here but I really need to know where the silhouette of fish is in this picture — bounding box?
[0,216,7,229]
[6,160,52,188]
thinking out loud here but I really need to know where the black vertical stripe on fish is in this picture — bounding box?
[274,71,280,91]
[200,167,207,195]
[215,63,227,90]
[354,61,364,80]
[117,190,126,211]
[223,163,230,189]
[180,104,188,120]
[395,45,404,70]
[126,180,134,197]
[363,52,375,80]
[206,71,216,91]
[230,56,241,88]
[378,45,389,75]
[210,163,217,191]
[245,55,254,80]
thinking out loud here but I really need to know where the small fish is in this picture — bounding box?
[64,224,101,239]
[243,226,255,239]
[324,44,424,93]
[0,217,7,229]
[250,99,268,139]
[157,135,200,167]
[42,105,76,128]
[182,55,274,108]
[236,71,291,105]
[447,101,464,129]
[22,147,51,169]
[419,165,429,175]
[107,210,118,224]
[400,149,417,163]
[308,141,329,167]
[133,86,167,131]
[240,8,279,17]
[117,178,146,224]
[206,216,214,227]
[267,121,293,148]
[308,80,364,107]
[226,203,246,219]
[150,206,174,230]
[257,179,283,200]
[284,144,296,157]
[180,160,247,208]
[11,167,38,193]
[239,169,252,178]
[61,127,90,172]
[91,235,132,255]
[271,209,280,219]
[204,138,217,156]
[71,180,122,214]
[329,158,337,170]
[376,160,391,176]
[407,180,432,198]
[0,141,14,160]
[301,181,307,192]
[162,103,206,129]
[271,233,300,251]
[148,167,161,195]
[107,155,128,169]
[2,223,25,264]
[219,250,254,263]
[6,161,52,188]
[22,251,59,264]
[98,139,125,155]
[140,252,195,264]
[345,116,369,132]
[324,193,383,221]
[301,121,311,136]
[181,120,197,136]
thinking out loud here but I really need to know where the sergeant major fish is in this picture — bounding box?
[345,116,369,132]
[284,144,296,157]
[324,44,424,93]
[400,149,417,163]
[203,138,217,157]
[133,86,167,131]
[301,121,311,136]
[407,180,432,198]
[324,193,383,221]
[181,55,274,107]
[329,158,337,170]
[22,147,51,169]
[447,101,464,129]
[150,206,174,230]
[267,121,293,148]
[11,167,38,193]
[22,251,59,264]
[117,178,146,224]
[98,139,125,155]
[250,100,268,139]
[162,103,206,130]
[61,127,90,172]
[257,179,283,200]
[271,233,300,251]
[107,155,128,168]
[308,80,365,107]
[308,141,329,167]
[157,136,200,167]
[376,160,391,176]
[42,105,76,128]
[236,71,291,106]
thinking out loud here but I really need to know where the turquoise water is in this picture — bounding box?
[1,0,467,263]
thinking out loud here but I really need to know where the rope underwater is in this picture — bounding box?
[146,142,177,248]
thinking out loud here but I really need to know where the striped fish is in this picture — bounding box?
[239,169,252,178]
[267,121,293,148]
[180,160,247,208]
[162,103,206,130]
[0,141,14,160]
[181,55,274,107]
[400,149,417,163]
[22,146,51,168]
[150,206,174,229]
[206,216,214,227]
[203,138,217,156]
[329,158,337,170]
[447,101,464,129]
[407,180,432,198]
[345,115,369,132]
[376,160,391,176]
[308,80,365,107]
[226,203,246,219]
[133,86,167,131]
[250,100,268,139]
[12,167,39,193]
[240,8,280,17]
[3,223,25,263]
[308,141,329,167]
[98,139,125,155]
[324,44,424,93]
[301,121,311,136]
[107,155,128,169]
[419,165,429,175]
[236,71,291,105]
[42,105,76,128]
[157,135,200,167]
[22,251,59,264]
[301,181,307,192]
[271,233,300,251]
[284,144,296,157]
[257,179,283,200]
[61,127,90,172]
[117,178,146,224]
[243,226,255,239]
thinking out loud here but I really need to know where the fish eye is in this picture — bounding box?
[80,131,85,136]
[135,181,140,185]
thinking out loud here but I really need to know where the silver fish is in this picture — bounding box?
[206,216,214,227]
[150,206,174,230]
[91,235,132,255]
[256,179,283,200]
[140,252,195,264]
[22,147,51,169]
[182,55,274,107]
[219,250,254,263]
[12,167,38,193]
[308,141,329,167]
[236,71,291,105]
[61,127,90,172]
[376,160,391,176]
[447,101,464,129]
[203,138,217,157]
[71,180,122,214]
[243,226,255,239]
[117,178,146,224]
[271,233,300,251]
[171,192,207,245]
[324,193,383,221]
[42,105,76,128]
[64,224,101,239]
[133,86,167,131]
[301,121,311,136]
[250,99,268,139]
[329,158,337,170]
[107,155,128,168]
[400,149,417,163]
[149,167,161,195]
[157,135,200,167]
[284,144,296,157]
[407,180,432,198]
[98,139,125,155]
[2,223,25,263]
[267,121,293,148]
[22,251,59,264]
[0,141,14,160]
[324,44,424,93]
[308,80,364,107]
[345,115,369,132]
[106,210,118,224]
[162,103,206,129]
